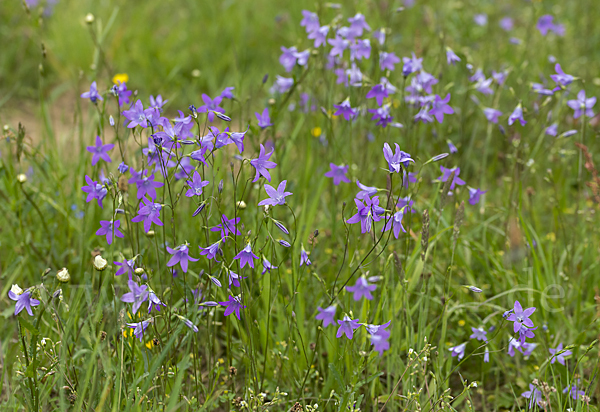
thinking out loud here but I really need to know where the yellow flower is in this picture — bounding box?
[112,73,129,85]
[546,232,556,242]
[145,340,154,349]
[218,358,224,364]
[311,127,322,137]
[458,320,466,327]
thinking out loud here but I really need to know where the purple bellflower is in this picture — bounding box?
[567,90,596,119]
[300,10,320,33]
[199,241,221,261]
[127,320,151,342]
[449,342,467,360]
[198,94,225,122]
[300,245,312,266]
[446,48,461,65]
[508,104,527,126]
[347,196,385,233]
[123,100,154,129]
[81,81,103,103]
[483,108,502,123]
[382,209,407,239]
[8,288,40,316]
[506,300,536,333]
[436,166,466,190]
[82,175,108,208]
[333,98,358,121]
[211,214,241,238]
[380,51,401,71]
[468,188,487,205]
[148,289,167,313]
[336,315,361,339]
[166,244,198,273]
[324,163,350,185]
[86,136,114,166]
[366,83,390,106]
[114,257,136,277]
[255,108,273,129]
[220,295,245,320]
[549,343,572,365]
[429,94,454,123]
[96,220,124,245]
[522,384,542,409]
[356,180,378,199]
[131,197,163,233]
[316,305,336,327]
[120,279,149,314]
[128,170,164,200]
[233,243,259,269]
[346,276,377,300]
[402,53,423,76]
[383,143,413,173]
[470,327,487,342]
[258,180,293,206]
[250,144,277,182]
[261,257,278,275]
[550,63,574,89]
[185,171,209,197]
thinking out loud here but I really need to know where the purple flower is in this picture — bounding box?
[545,123,558,137]
[258,180,292,206]
[508,104,526,126]
[429,94,454,123]
[81,175,108,208]
[81,81,103,103]
[373,28,385,45]
[484,347,490,362]
[123,100,154,129]
[517,324,537,344]
[468,188,487,205]
[114,257,136,277]
[324,163,350,185]
[199,241,221,261]
[328,35,349,57]
[272,76,294,94]
[250,144,277,183]
[470,327,487,342]
[86,136,114,166]
[532,82,554,96]
[211,214,241,238]
[185,171,209,197]
[350,39,371,61]
[148,289,166,313]
[522,384,542,409]
[563,383,585,400]
[537,15,564,36]
[550,63,574,89]
[483,108,502,123]
[96,220,124,245]
[473,13,487,26]
[279,46,298,72]
[506,300,536,333]
[261,257,278,274]
[366,83,389,106]
[567,90,596,119]
[300,246,312,266]
[474,78,494,95]
[120,280,149,314]
[233,243,259,269]
[356,180,378,200]
[308,25,329,48]
[447,140,458,154]
[348,13,370,36]
[8,289,40,316]
[492,70,508,86]
[449,342,467,360]
[383,143,413,173]
[436,166,466,190]
[113,82,132,107]
[128,170,164,200]
[446,48,461,65]
[279,239,291,248]
[379,51,401,71]
[316,305,336,327]
[198,94,225,122]
[149,94,167,110]
[347,196,385,233]
[397,196,416,213]
[300,10,320,33]
[336,315,361,339]
[220,295,245,320]
[131,198,163,233]
[333,98,358,121]
[402,52,423,76]
[508,337,521,357]
[549,343,572,365]
[220,87,235,100]
[118,162,129,174]
[346,276,377,301]
[255,108,273,129]
[382,210,407,239]
[166,244,198,273]
[521,342,538,357]
[127,320,150,342]
[499,17,514,31]
[414,105,434,123]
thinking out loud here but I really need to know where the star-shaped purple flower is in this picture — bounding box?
[382,210,407,239]
[131,197,163,233]
[121,279,149,314]
[81,81,103,103]
[81,175,108,208]
[261,257,278,274]
[346,276,377,301]
[550,63,574,89]
[428,94,454,123]
[446,48,461,65]
[185,171,209,197]
[199,241,221,261]
[366,83,389,107]
[315,305,336,327]
[383,143,413,173]
[250,144,277,182]
[123,99,154,129]
[469,327,487,341]
[336,315,361,339]
[255,108,273,129]
[198,94,225,122]
[380,51,401,71]
[128,170,164,200]
[333,98,358,121]
[96,220,124,245]
[549,343,572,365]
[114,257,136,277]
[436,166,466,190]
[210,214,241,238]
[347,196,385,234]
[220,295,246,320]
[449,342,467,360]
[324,163,350,185]
[483,108,502,123]
[233,243,259,269]
[567,90,596,119]
[166,244,198,273]
[508,104,526,126]
[258,180,292,206]
[506,300,536,333]
[86,136,114,166]
[468,188,487,205]
[8,289,40,316]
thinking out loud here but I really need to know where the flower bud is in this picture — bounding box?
[134,267,145,275]
[85,13,95,24]
[17,174,27,183]
[93,255,107,271]
[57,268,71,282]
[146,230,155,238]
[237,200,247,209]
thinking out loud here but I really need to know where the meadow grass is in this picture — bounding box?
[1,0,600,411]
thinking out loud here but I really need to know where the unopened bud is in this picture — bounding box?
[17,174,27,183]
[237,200,247,209]
[146,230,155,238]
[85,13,95,24]
[134,267,145,275]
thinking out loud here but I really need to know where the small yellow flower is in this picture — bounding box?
[112,73,129,85]
[218,358,224,364]
[458,320,466,327]
[311,127,322,137]
[145,340,154,349]
[546,232,556,242]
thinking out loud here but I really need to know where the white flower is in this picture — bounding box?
[93,255,107,271]
[57,268,71,282]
